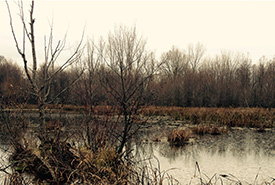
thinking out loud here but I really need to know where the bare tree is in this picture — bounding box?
[160,46,187,106]
[187,42,206,72]
[99,26,159,154]
[77,39,103,148]
[161,46,188,79]
[251,57,275,107]
[265,59,275,107]
[82,39,103,107]
[6,0,84,141]
[236,58,252,107]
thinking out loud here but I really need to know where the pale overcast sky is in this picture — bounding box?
[1,1,275,65]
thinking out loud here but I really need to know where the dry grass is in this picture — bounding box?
[167,125,228,146]
[141,106,275,128]
[5,105,274,129]
[167,129,192,146]
[1,109,128,184]
[7,140,131,184]
[191,125,228,135]
[6,139,181,184]
[133,156,180,185]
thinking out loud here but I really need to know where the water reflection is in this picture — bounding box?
[135,128,275,183]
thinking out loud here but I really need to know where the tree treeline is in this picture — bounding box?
[1,37,275,108]
[152,48,275,107]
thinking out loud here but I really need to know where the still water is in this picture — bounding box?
[134,128,275,184]
[0,125,274,184]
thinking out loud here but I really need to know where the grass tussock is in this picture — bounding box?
[71,147,129,184]
[191,124,228,135]
[167,129,192,146]
[168,125,228,146]
[7,139,131,184]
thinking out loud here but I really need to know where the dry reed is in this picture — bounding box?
[141,106,275,128]
[167,129,192,146]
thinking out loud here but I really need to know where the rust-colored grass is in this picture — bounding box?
[191,124,228,135]
[8,140,131,184]
[141,106,275,128]
[167,129,191,146]
[4,105,275,128]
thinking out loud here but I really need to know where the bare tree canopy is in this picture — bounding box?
[98,26,160,153]
[187,42,206,72]
[6,0,84,139]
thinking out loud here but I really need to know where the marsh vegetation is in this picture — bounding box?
[1,106,274,184]
[1,0,275,184]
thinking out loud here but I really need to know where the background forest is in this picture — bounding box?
[1,41,274,108]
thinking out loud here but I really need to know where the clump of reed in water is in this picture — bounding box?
[167,129,192,146]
